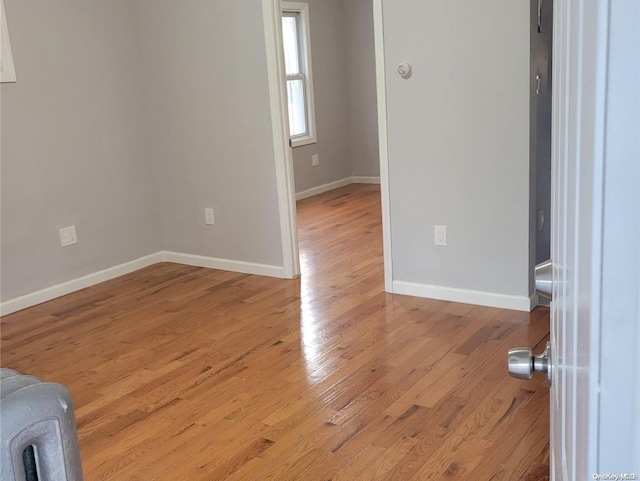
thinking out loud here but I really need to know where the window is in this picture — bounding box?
[282,3,316,146]
[1,0,17,83]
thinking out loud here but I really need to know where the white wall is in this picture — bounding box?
[381,0,531,308]
[135,0,284,268]
[598,0,640,469]
[0,0,160,302]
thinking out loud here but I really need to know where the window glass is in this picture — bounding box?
[282,4,316,145]
[286,79,307,137]
[282,15,300,76]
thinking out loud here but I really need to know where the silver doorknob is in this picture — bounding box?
[508,341,552,385]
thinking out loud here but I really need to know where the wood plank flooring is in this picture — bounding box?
[1,184,550,480]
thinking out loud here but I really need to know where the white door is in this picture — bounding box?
[548,1,602,477]
[510,1,640,479]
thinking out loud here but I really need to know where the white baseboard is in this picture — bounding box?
[161,251,287,279]
[0,252,163,316]
[0,251,288,316]
[392,280,535,312]
[296,176,381,201]
[352,176,381,184]
[296,178,353,201]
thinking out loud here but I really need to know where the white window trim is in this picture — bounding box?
[1,0,17,83]
[282,2,316,147]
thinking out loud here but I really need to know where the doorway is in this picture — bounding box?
[265,0,382,280]
[283,0,380,204]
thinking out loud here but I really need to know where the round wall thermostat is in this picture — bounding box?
[397,63,412,79]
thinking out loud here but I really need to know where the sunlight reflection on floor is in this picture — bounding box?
[299,250,323,380]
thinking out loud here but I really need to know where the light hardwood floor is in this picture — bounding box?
[1,184,550,480]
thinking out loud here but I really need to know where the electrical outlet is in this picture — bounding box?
[434,225,447,246]
[205,208,215,226]
[59,226,78,247]
[311,154,319,167]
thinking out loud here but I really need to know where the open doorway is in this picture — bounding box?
[271,0,382,281]
[281,0,380,202]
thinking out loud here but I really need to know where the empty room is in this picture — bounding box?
[1,1,638,480]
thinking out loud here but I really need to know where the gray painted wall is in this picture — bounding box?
[382,0,531,297]
[1,0,286,303]
[2,0,529,308]
[344,0,380,178]
[1,0,160,301]
[135,0,283,267]
[291,0,379,193]
[291,0,351,193]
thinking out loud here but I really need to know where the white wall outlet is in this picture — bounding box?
[59,226,78,247]
[434,225,447,246]
[311,154,319,167]
[205,208,215,226]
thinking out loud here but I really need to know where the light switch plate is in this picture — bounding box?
[205,208,215,226]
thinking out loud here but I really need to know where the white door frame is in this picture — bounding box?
[372,0,394,293]
[262,0,394,289]
[591,0,640,470]
[262,0,300,279]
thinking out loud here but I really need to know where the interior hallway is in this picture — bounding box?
[0,184,550,480]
